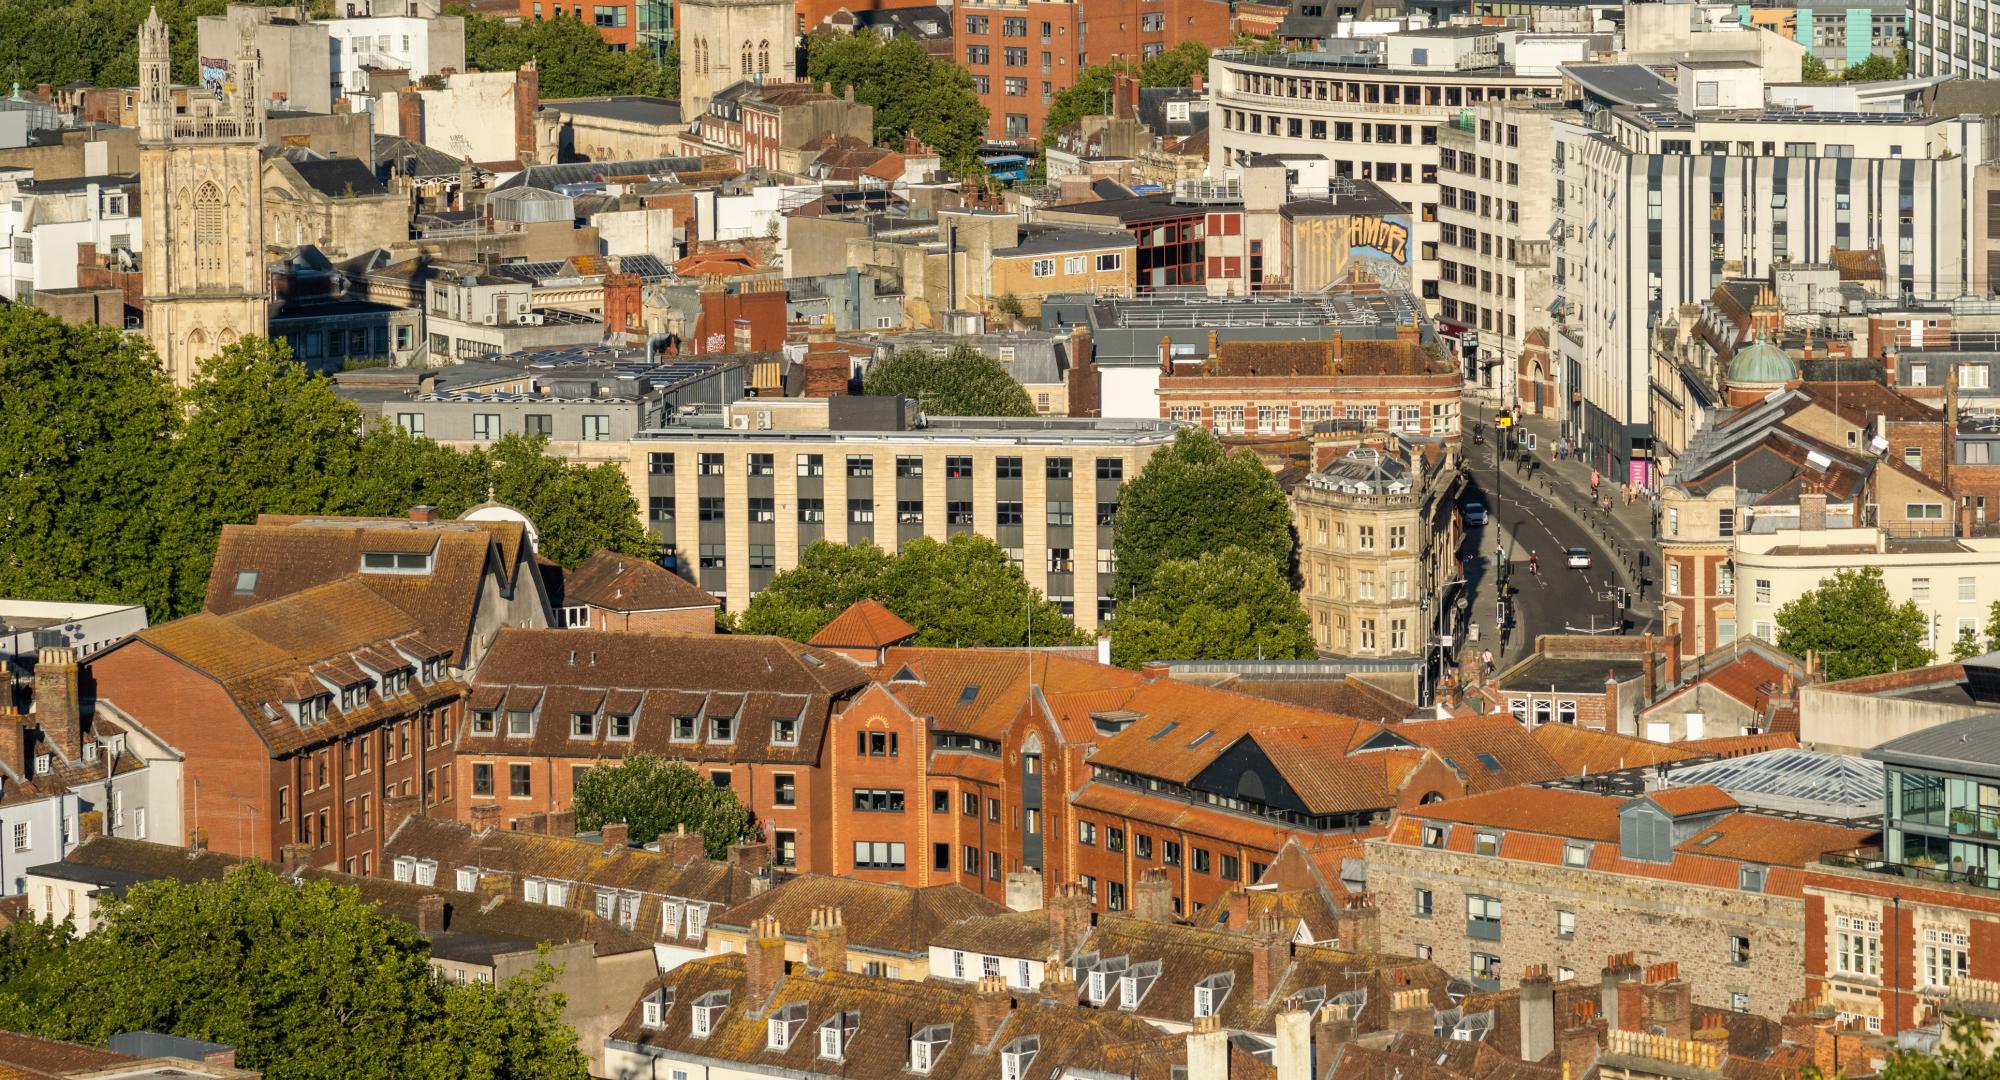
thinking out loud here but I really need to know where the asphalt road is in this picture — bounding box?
[1456,432,1631,660]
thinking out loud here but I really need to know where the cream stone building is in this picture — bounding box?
[1292,432,1464,661]
[138,7,269,386]
[626,398,1177,630]
[678,0,794,119]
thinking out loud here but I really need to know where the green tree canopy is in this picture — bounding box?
[1952,626,1987,661]
[0,864,587,1080]
[1041,42,1210,147]
[0,305,655,622]
[1775,567,1932,681]
[734,536,1086,647]
[805,32,987,174]
[1112,427,1296,596]
[0,303,180,617]
[1110,547,1314,666]
[457,8,674,97]
[572,755,756,855]
[861,345,1036,416]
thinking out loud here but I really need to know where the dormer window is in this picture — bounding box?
[571,712,596,739]
[1563,843,1591,867]
[1000,1036,1039,1080]
[909,1024,952,1074]
[673,715,697,741]
[691,990,730,1038]
[1086,956,1127,1006]
[83,742,100,764]
[641,986,675,1029]
[1739,866,1766,892]
[819,1011,858,1060]
[608,714,634,740]
[471,711,496,735]
[767,1002,808,1050]
[392,856,436,885]
[340,683,369,712]
[423,657,446,683]
[33,754,51,776]
[1474,831,1500,856]
[506,710,534,737]
[293,695,329,726]
[360,551,433,575]
[1422,825,1446,848]
[772,717,798,745]
[1119,960,1161,1010]
[1194,972,1233,1019]
[710,713,735,743]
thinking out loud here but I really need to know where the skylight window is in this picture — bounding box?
[233,570,258,595]
[958,685,980,704]
[1147,721,1180,742]
[361,551,433,574]
[1475,752,1502,772]
[1187,730,1214,748]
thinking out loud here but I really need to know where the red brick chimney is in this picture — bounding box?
[1332,895,1379,954]
[744,914,788,1009]
[601,820,629,850]
[1066,323,1099,418]
[662,823,706,865]
[397,86,424,144]
[973,974,1013,1046]
[408,505,437,524]
[1251,912,1289,1002]
[416,893,447,932]
[1046,881,1093,960]
[32,646,81,759]
[0,709,25,779]
[514,59,539,162]
[728,841,771,874]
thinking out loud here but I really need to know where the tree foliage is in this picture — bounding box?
[1803,47,1908,82]
[0,306,652,622]
[806,32,987,174]
[0,864,587,1080]
[456,8,674,98]
[572,755,756,855]
[735,536,1086,647]
[0,0,279,89]
[1110,547,1314,667]
[1775,567,1932,681]
[861,345,1036,417]
[1952,626,1987,662]
[1041,42,1209,147]
[1112,427,1296,596]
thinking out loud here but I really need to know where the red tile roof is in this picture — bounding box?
[560,550,718,612]
[1645,785,1739,817]
[1398,787,1626,844]
[1676,813,1872,866]
[1530,725,1701,775]
[810,599,917,649]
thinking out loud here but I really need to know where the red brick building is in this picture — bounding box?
[1156,329,1463,439]
[954,0,1231,144]
[80,511,552,873]
[548,549,720,633]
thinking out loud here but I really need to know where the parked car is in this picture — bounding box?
[1463,502,1488,526]
[1566,547,1592,569]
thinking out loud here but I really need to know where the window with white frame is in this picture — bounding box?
[909,1025,952,1073]
[1922,927,1969,988]
[1193,972,1233,1017]
[1834,915,1880,976]
[1031,258,1055,277]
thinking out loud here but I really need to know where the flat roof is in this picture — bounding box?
[638,415,1179,443]
[1498,656,1647,694]
[1564,62,1680,109]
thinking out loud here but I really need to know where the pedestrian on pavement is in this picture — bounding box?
[1590,468,1601,496]
[1481,648,1494,674]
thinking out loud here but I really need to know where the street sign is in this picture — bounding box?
[1495,415,1514,428]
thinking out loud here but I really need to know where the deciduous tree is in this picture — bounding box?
[488,434,654,568]
[572,755,756,855]
[0,865,588,1080]
[458,9,674,98]
[806,32,987,174]
[731,541,894,642]
[1109,547,1314,666]
[861,345,1036,416]
[1112,427,1296,596]
[1775,567,1932,680]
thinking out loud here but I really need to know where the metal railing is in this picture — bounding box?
[1950,807,2000,839]
[1822,846,2000,891]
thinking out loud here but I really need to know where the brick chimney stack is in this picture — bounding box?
[416,893,447,932]
[1046,880,1093,961]
[32,646,81,759]
[468,803,500,834]
[744,914,788,1009]
[0,709,25,779]
[663,824,706,865]
[1333,895,1379,954]
[1252,911,1289,1002]
[1388,987,1434,1034]
[601,821,629,850]
[728,840,771,874]
[805,906,848,975]
[972,974,1013,1046]
[1521,964,1557,1063]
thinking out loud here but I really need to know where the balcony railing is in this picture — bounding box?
[1822,847,2000,891]
[1950,806,2000,839]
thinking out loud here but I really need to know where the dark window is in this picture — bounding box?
[509,764,531,797]
[472,763,493,796]
[996,457,1023,479]
[852,788,906,812]
[1046,457,1073,479]
[1096,458,1123,480]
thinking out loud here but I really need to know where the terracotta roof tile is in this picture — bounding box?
[1645,785,1738,817]
[1675,812,1872,866]
[1394,716,1569,794]
[1205,676,1412,722]
[559,550,718,613]
[877,647,1144,742]
[1530,724,1702,775]
[809,599,917,649]
[1400,787,1626,844]
[1085,681,1375,786]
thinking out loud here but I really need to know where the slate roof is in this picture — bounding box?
[494,156,706,192]
[558,550,718,613]
[712,875,1006,957]
[290,156,389,198]
[1866,713,2000,776]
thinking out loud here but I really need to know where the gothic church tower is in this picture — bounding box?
[139,6,269,387]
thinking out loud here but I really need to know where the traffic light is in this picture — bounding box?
[1616,586,1628,608]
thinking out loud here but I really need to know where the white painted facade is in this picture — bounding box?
[0,173,144,303]
[327,14,467,96]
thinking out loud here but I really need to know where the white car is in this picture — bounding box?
[1565,547,1592,569]
[1463,503,1488,526]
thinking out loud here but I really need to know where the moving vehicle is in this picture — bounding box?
[1566,547,1592,569]
[1463,502,1488,526]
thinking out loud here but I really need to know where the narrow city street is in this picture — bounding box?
[1454,394,1662,666]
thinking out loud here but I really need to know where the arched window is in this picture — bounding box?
[758,39,770,74]
[694,37,706,71]
[741,40,753,74]
[194,182,224,273]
